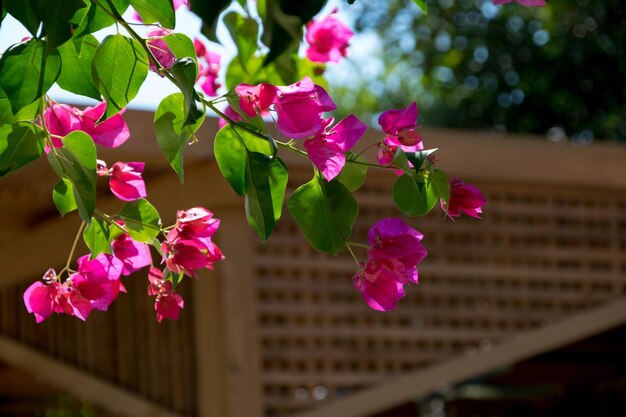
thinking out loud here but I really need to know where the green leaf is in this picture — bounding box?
[244,153,288,241]
[392,173,438,217]
[117,198,162,242]
[429,169,449,205]
[288,175,358,255]
[83,218,112,258]
[0,89,41,125]
[390,148,412,175]
[214,124,248,196]
[224,12,259,71]
[225,55,284,91]
[57,34,101,100]
[404,148,438,172]
[72,0,130,37]
[170,57,204,127]
[129,0,175,28]
[52,178,77,216]
[92,34,149,121]
[164,33,197,61]
[412,0,427,14]
[337,152,368,192]
[4,0,86,51]
[154,92,205,183]
[0,122,46,176]
[47,131,97,222]
[189,0,230,42]
[0,39,61,113]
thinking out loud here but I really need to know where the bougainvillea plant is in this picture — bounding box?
[0,0,539,323]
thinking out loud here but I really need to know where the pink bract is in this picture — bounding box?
[42,104,82,150]
[306,13,354,63]
[304,114,367,181]
[71,254,124,312]
[108,162,147,202]
[112,233,152,276]
[353,263,406,312]
[493,0,546,6]
[197,48,221,97]
[274,77,336,139]
[235,83,277,118]
[146,267,185,322]
[146,29,176,75]
[443,177,487,219]
[80,102,130,148]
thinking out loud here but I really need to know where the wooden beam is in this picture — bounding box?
[294,297,626,417]
[0,335,186,417]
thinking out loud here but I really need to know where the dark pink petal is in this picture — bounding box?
[235,83,277,117]
[326,114,367,151]
[275,99,326,139]
[445,177,487,219]
[378,102,418,135]
[200,74,220,97]
[73,254,124,311]
[304,135,345,182]
[194,38,207,57]
[112,234,152,276]
[42,104,82,150]
[68,291,92,321]
[147,267,163,296]
[155,293,184,322]
[354,267,405,312]
[305,14,353,63]
[81,102,130,148]
[146,29,176,74]
[368,217,424,243]
[176,207,221,237]
[109,161,146,201]
[23,281,54,323]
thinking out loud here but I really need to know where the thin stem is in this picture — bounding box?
[203,99,276,145]
[346,240,369,249]
[355,140,380,158]
[95,209,128,233]
[344,243,362,269]
[62,221,86,280]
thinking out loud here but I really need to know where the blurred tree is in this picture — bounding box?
[330,0,626,142]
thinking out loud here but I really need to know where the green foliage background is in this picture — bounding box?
[332,0,626,142]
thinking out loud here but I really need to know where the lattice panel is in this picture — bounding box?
[254,171,626,415]
[0,273,198,416]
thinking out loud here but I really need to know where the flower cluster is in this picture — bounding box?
[148,267,184,322]
[305,11,354,63]
[146,29,177,75]
[162,208,224,278]
[353,219,427,311]
[195,39,221,97]
[376,102,423,166]
[443,177,487,219]
[43,102,130,149]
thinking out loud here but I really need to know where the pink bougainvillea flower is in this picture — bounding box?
[493,0,546,6]
[112,232,152,276]
[147,267,184,322]
[377,102,424,167]
[146,29,176,75]
[274,76,336,139]
[235,83,278,118]
[71,254,124,311]
[305,12,354,63]
[353,262,406,312]
[42,104,82,150]
[196,42,221,97]
[442,177,487,219]
[303,114,367,181]
[23,269,91,323]
[98,161,147,202]
[81,102,130,148]
[353,218,427,311]
[162,207,224,277]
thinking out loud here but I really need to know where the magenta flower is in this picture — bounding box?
[442,177,487,219]
[71,254,124,311]
[377,102,424,167]
[304,115,367,181]
[235,83,278,118]
[493,0,546,6]
[305,12,353,63]
[42,104,82,150]
[97,161,147,202]
[146,29,176,75]
[80,102,130,148]
[195,41,221,97]
[23,269,91,323]
[112,231,152,276]
[147,267,184,322]
[354,218,427,311]
[274,77,336,139]
[161,207,224,277]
